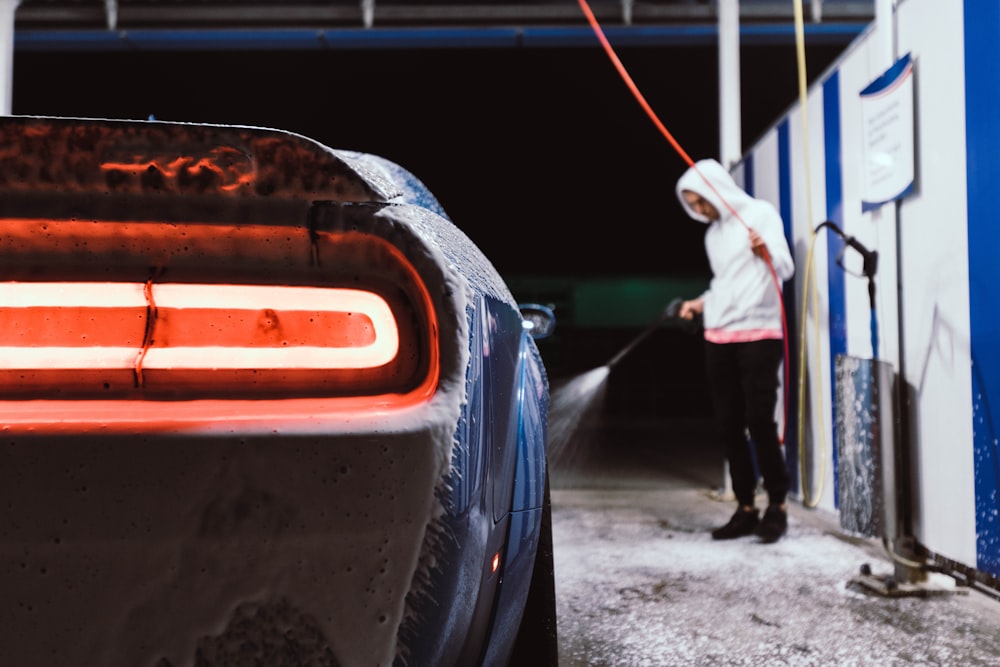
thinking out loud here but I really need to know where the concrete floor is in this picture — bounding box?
[547,413,1000,666]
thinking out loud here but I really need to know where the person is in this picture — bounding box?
[673,158,795,543]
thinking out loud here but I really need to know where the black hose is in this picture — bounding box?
[605,298,693,369]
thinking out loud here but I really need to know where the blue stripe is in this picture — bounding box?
[965,0,1000,577]
[743,154,755,196]
[778,122,794,241]
[14,23,866,52]
[860,52,913,96]
[823,72,846,508]
[777,120,799,493]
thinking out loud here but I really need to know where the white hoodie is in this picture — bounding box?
[675,159,794,342]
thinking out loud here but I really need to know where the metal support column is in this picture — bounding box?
[0,0,20,115]
[718,0,741,169]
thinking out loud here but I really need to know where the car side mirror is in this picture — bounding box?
[519,303,556,340]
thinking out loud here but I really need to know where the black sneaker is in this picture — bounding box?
[711,507,759,540]
[755,504,788,543]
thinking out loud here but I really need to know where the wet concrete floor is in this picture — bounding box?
[548,415,1000,666]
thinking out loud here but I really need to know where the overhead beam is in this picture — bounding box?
[14,2,874,30]
[13,22,869,52]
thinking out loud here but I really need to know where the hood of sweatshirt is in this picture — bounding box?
[675,158,752,224]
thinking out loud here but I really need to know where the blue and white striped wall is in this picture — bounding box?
[740,0,998,578]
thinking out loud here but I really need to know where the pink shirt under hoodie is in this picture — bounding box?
[675,159,794,343]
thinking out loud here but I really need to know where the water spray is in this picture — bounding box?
[547,299,697,469]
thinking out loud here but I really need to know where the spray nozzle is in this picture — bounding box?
[661,297,703,336]
[663,297,684,319]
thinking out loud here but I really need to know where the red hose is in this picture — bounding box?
[575,0,694,168]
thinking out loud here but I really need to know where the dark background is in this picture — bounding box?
[12,44,844,277]
[11,42,846,414]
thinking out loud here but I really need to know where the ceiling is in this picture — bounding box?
[15,1,875,32]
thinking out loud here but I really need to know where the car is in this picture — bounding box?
[0,115,557,666]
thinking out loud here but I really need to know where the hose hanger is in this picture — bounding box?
[816,220,880,360]
[816,220,879,283]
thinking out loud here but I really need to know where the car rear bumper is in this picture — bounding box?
[1,425,451,666]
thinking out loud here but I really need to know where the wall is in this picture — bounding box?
[741,0,991,575]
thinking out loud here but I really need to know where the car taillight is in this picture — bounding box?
[0,220,439,404]
[0,279,428,400]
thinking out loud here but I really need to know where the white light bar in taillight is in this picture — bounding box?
[0,281,399,371]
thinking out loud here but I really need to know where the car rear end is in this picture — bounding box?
[0,116,492,666]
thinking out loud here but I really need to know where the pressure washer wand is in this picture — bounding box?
[605,298,684,370]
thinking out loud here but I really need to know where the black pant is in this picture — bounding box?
[705,339,789,508]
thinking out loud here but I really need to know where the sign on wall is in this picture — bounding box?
[860,53,916,212]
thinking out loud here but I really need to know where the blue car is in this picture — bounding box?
[0,116,556,666]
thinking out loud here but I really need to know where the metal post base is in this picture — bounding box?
[849,563,968,598]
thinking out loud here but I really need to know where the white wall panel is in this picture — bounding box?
[834,36,898,367]
[750,130,780,208]
[894,0,975,566]
[787,89,839,513]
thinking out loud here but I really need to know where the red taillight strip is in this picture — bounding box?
[0,221,443,419]
[152,284,399,369]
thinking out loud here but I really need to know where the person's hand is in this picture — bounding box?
[679,297,704,320]
[749,229,769,259]
[663,298,683,319]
